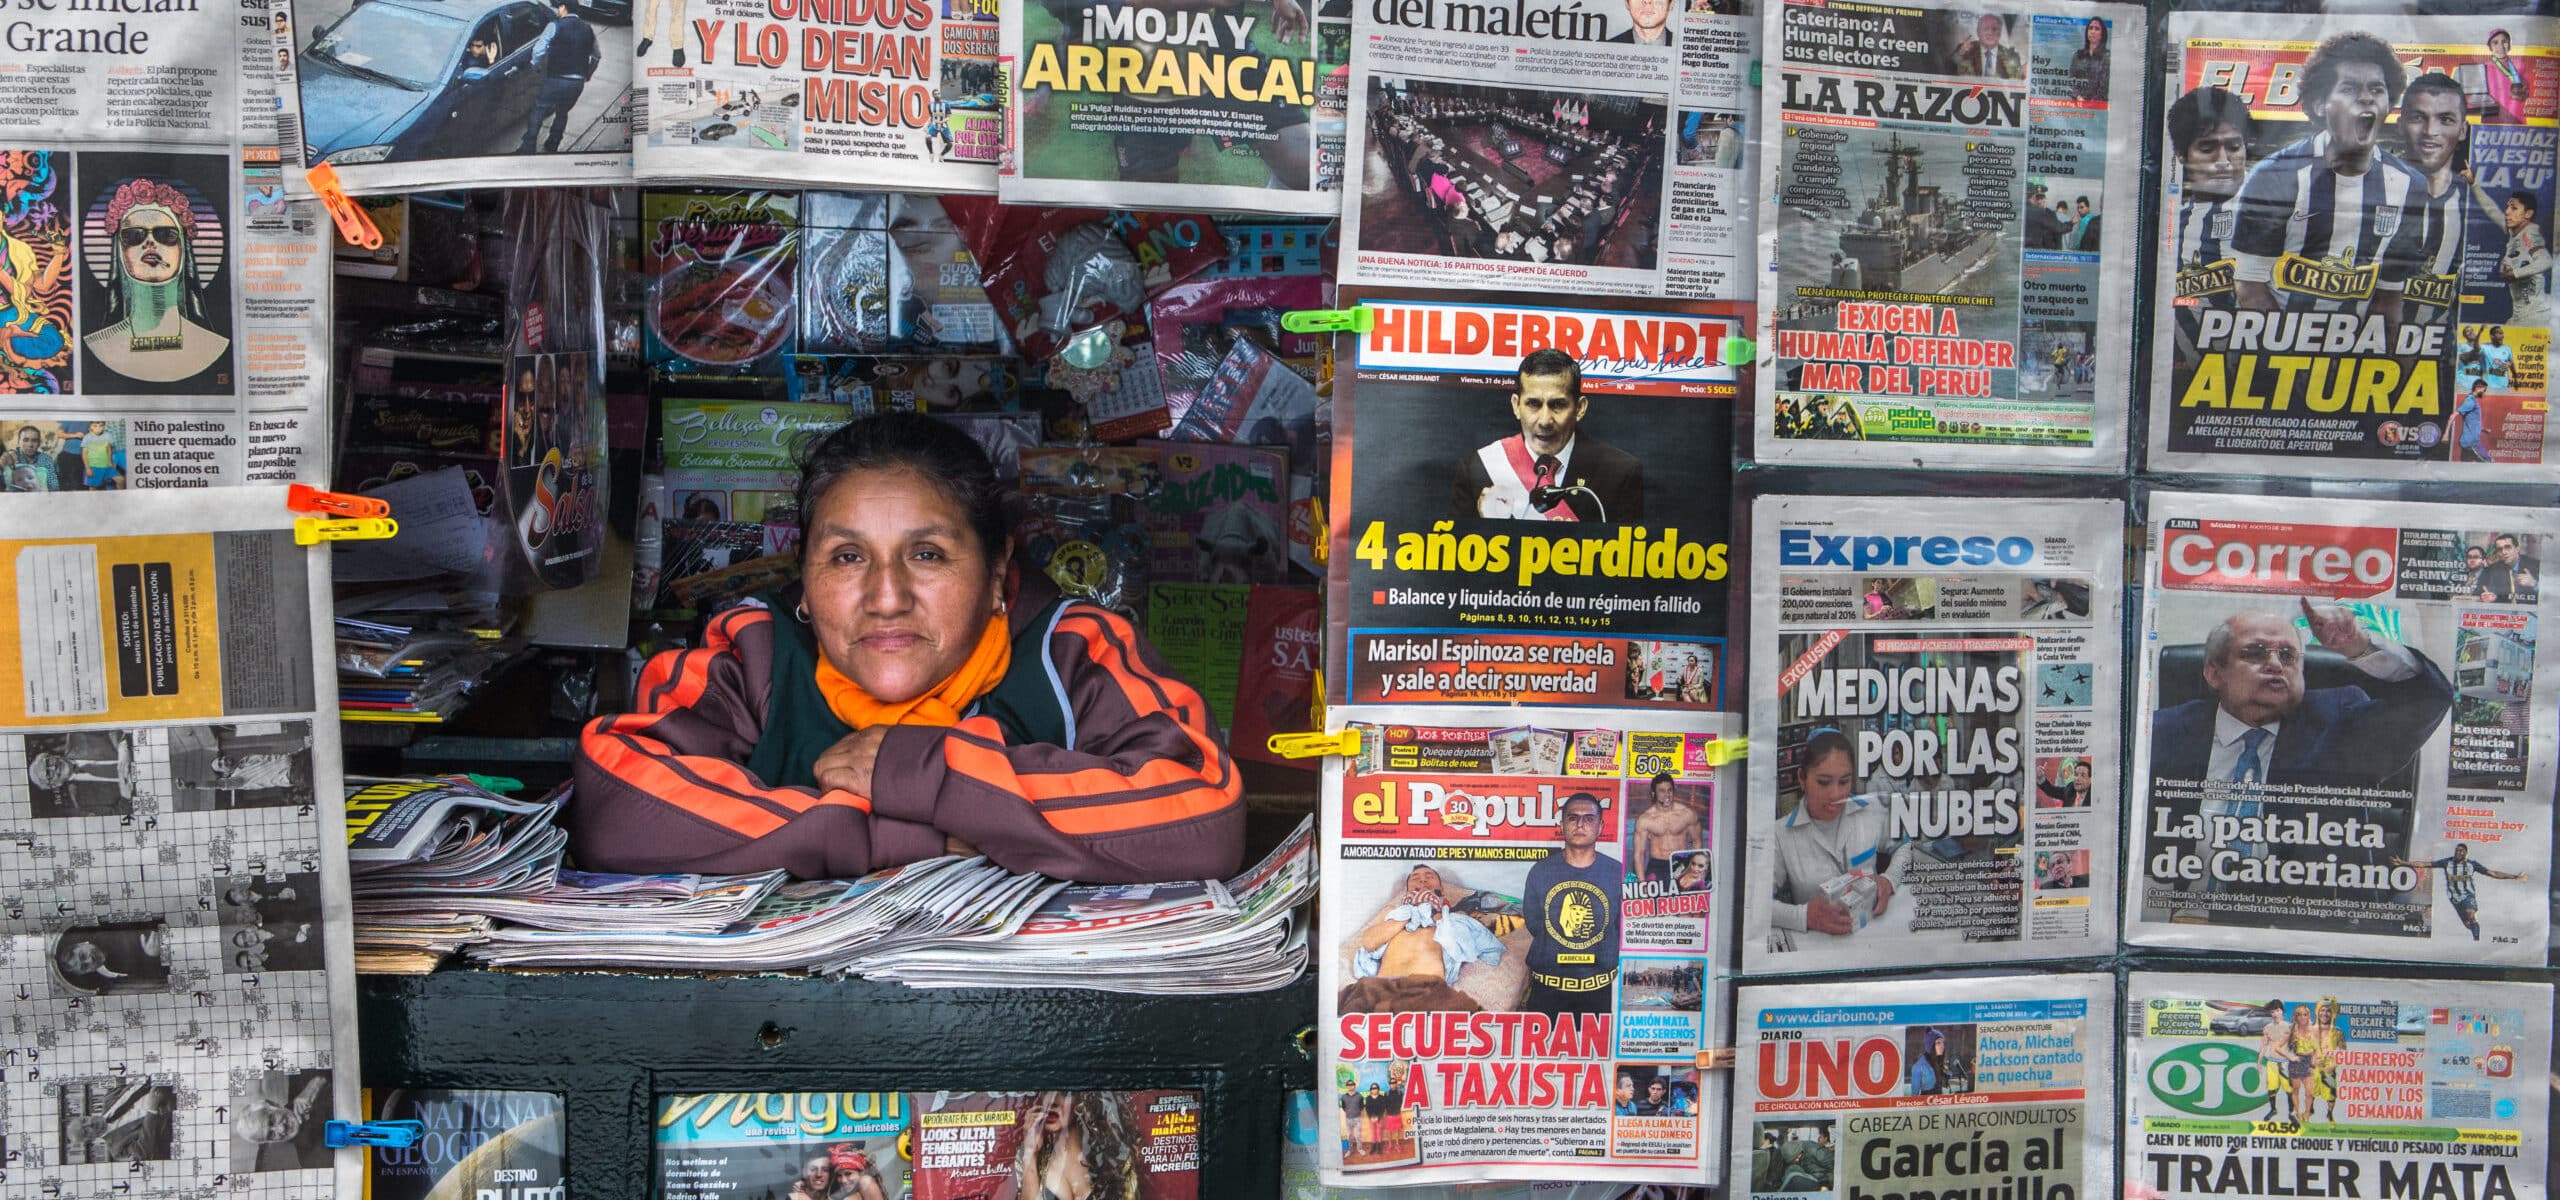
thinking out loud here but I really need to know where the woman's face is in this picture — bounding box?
[1032,1093,1072,1132]
[119,208,183,285]
[2490,32,2510,56]
[2084,18,2101,49]
[2505,197,2531,231]
[801,467,1004,704]
[62,940,104,974]
[1798,747,1855,822]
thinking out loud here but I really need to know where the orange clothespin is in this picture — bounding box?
[287,483,390,519]
[305,164,382,250]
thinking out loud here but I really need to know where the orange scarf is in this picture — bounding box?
[812,614,1012,729]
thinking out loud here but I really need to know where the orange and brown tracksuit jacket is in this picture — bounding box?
[570,589,1244,883]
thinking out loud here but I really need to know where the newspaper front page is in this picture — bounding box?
[2125,491,2559,966]
[998,0,1339,214]
[0,6,335,490]
[1331,0,1730,294]
[2152,14,2560,480]
[2125,972,2551,1200]
[1753,0,2139,470]
[1729,973,2116,1200]
[1326,288,1745,710]
[629,0,1000,190]
[1666,0,1758,300]
[1318,704,1735,1187]
[0,489,361,1200]
[275,0,634,193]
[1744,496,2123,975]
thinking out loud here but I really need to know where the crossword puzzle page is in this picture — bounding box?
[0,489,360,1199]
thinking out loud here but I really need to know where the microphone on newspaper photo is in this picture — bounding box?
[1529,483,1607,523]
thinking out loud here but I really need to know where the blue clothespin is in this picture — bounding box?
[324,1120,425,1149]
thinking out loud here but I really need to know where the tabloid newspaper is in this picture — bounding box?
[910,1090,1201,1198]
[1336,0,1758,298]
[0,489,362,1199]
[997,0,1340,214]
[2151,14,2559,480]
[0,2,336,490]
[628,0,1001,189]
[1743,496,2123,975]
[275,0,634,193]
[2124,492,2560,966]
[1317,704,1737,1188]
[1753,0,2140,470]
[1325,289,1745,710]
[2124,972,2551,1200]
[1729,973,2116,1200]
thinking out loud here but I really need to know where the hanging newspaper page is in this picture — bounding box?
[1325,288,1744,710]
[628,0,1000,190]
[1667,0,1759,300]
[0,10,336,488]
[275,0,634,193]
[2125,972,2550,1200]
[0,488,360,1199]
[1730,972,2115,1200]
[1318,703,1736,1188]
[1338,0,1680,296]
[2152,14,2560,479]
[1753,0,2140,470]
[1743,496,2122,975]
[2125,492,2559,966]
[998,0,1338,214]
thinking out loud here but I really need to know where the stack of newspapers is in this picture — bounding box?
[463,819,1315,994]
[344,776,566,971]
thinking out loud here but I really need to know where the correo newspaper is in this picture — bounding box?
[1730,972,2116,1200]
[1318,704,1735,1188]
[2125,491,2558,966]
[1744,496,2123,976]
[1754,0,2141,470]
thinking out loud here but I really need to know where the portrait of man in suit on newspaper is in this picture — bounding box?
[2149,599,2452,794]
[1450,348,1643,524]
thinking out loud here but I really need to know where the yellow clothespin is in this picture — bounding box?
[1697,737,1749,766]
[286,483,391,518]
[1267,728,1362,760]
[294,517,398,545]
[305,164,383,251]
[1308,496,1327,567]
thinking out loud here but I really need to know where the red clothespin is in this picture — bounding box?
[287,483,390,519]
[305,164,382,250]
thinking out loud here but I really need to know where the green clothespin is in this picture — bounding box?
[1721,337,1757,366]
[1282,306,1374,335]
[1749,60,1761,87]
[465,773,525,795]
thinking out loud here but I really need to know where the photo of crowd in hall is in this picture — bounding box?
[1360,79,1666,271]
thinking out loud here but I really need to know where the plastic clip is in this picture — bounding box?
[286,483,391,519]
[305,164,383,251]
[294,517,400,546]
[1267,729,1362,760]
[464,773,525,795]
[323,1120,424,1149]
[1697,737,1749,766]
[1696,1046,1736,1071]
[1720,337,1756,366]
[1748,60,1761,87]
[1281,306,1374,335]
[1308,496,1327,567]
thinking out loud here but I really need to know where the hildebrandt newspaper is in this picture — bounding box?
[1754,0,2139,470]
[2124,972,2550,1200]
[1326,288,1745,711]
[1318,704,1735,1187]
[1339,0,1689,296]
[2152,14,2559,480]
[629,0,1000,189]
[1745,497,2122,975]
[1730,973,2115,1200]
[2125,492,2559,966]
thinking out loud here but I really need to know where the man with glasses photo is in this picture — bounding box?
[2152,599,2451,793]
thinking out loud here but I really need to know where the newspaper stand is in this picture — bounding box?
[359,932,1316,1197]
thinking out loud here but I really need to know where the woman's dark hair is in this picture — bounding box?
[793,413,1009,567]
[1799,729,1855,781]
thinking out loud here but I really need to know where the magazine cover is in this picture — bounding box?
[1337,0,1757,297]
[643,191,801,380]
[364,1089,566,1200]
[628,0,1000,189]
[800,192,899,355]
[999,0,1339,214]
[661,398,850,554]
[1155,443,1290,583]
[2125,492,2559,966]
[2151,14,2560,479]
[276,0,635,193]
[1744,496,2123,975]
[656,1091,912,1200]
[1730,973,2116,1200]
[2124,972,2549,1200]
[1317,704,1736,1187]
[1230,584,1323,768]
[1147,580,1252,731]
[909,1090,1201,1200]
[1753,0,2142,470]
[1326,288,1747,710]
